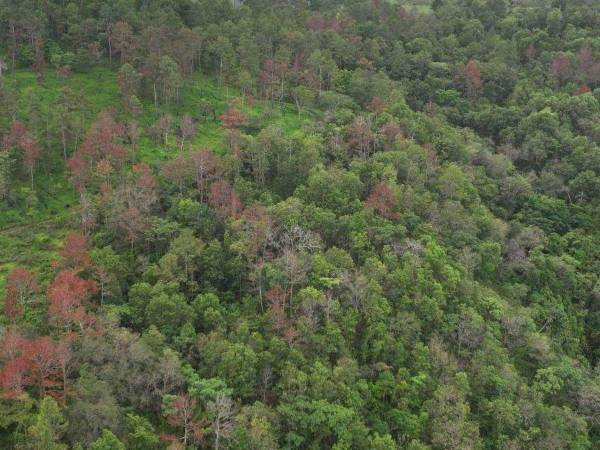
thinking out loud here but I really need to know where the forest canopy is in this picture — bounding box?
[1,0,600,449]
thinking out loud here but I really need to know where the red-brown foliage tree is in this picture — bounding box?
[20,134,41,188]
[236,205,274,307]
[190,149,222,201]
[118,206,148,247]
[110,21,136,64]
[366,182,400,220]
[0,332,72,402]
[2,121,27,148]
[463,60,482,98]
[0,356,30,399]
[179,114,196,151]
[575,85,591,96]
[380,122,403,149]
[163,394,204,448]
[367,96,386,114]
[172,28,202,77]
[32,36,46,81]
[577,45,600,85]
[2,121,40,188]
[349,116,376,159]
[68,112,127,191]
[58,233,92,270]
[4,268,38,321]
[550,53,572,87]
[208,180,241,220]
[148,114,173,147]
[47,270,97,331]
[219,108,248,129]
[21,336,71,399]
[128,163,158,213]
[260,59,289,101]
[113,164,157,246]
[66,152,89,192]
[161,153,192,194]
[266,285,288,332]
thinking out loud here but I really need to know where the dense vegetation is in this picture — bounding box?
[1,0,600,448]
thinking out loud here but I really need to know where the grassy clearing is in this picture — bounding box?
[0,67,309,292]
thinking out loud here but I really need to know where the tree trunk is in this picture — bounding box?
[61,128,67,160]
[10,21,17,69]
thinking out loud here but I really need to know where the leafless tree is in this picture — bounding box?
[210,392,234,450]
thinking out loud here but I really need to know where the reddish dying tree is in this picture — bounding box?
[79,112,127,162]
[575,85,591,96]
[236,205,274,308]
[66,152,89,192]
[4,268,38,321]
[20,134,40,189]
[239,205,273,257]
[266,285,288,332]
[307,12,327,32]
[260,59,289,102]
[118,63,141,104]
[110,21,136,64]
[172,28,202,77]
[148,114,173,147]
[550,53,572,87]
[577,45,600,85]
[219,108,248,129]
[161,153,192,194]
[282,326,300,347]
[366,182,400,220]
[0,356,30,399]
[163,394,205,448]
[22,336,72,400]
[57,65,72,79]
[96,158,114,185]
[68,112,127,191]
[126,121,141,150]
[191,149,222,201]
[114,163,158,247]
[462,60,482,98]
[78,192,97,235]
[367,96,386,114]
[58,233,92,270]
[349,116,376,159]
[129,163,158,213]
[179,114,196,151]
[380,122,403,149]
[208,180,241,220]
[0,332,72,402]
[224,128,242,154]
[525,43,537,62]
[46,270,97,331]
[0,327,25,361]
[3,121,41,188]
[2,121,27,148]
[32,36,46,81]
[117,206,148,249]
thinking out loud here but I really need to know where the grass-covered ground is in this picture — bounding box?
[0,67,310,292]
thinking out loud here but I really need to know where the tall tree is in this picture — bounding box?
[25,397,68,450]
[4,267,38,321]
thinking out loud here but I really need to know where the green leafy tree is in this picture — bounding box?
[90,429,125,450]
[25,397,68,450]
